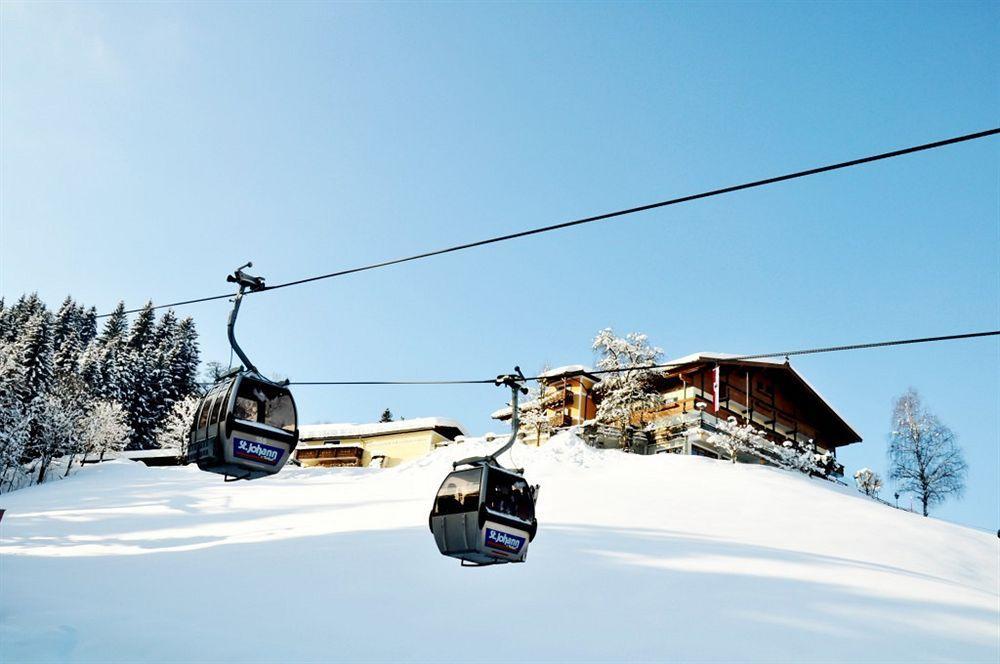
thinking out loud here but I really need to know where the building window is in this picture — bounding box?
[691,445,720,459]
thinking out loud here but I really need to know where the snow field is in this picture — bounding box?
[1,431,997,662]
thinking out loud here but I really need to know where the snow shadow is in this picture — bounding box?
[3,522,997,663]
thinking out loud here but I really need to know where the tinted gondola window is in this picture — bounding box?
[197,396,213,430]
[234,389,259,422]
[209,390,227,424]
[433,469,482,516]
[233,381,295,432]
[264,392,296,432]
[486,472,534,521]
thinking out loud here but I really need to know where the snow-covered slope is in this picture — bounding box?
[2,432,997,662]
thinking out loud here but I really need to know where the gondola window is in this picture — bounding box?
[486,474,535,521]
[433,469,481,516]
[264,392,296,431]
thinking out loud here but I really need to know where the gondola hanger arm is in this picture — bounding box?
[453,366,528,469]
[226,262,267,377]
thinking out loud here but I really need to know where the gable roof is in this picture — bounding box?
[660,352,861,443]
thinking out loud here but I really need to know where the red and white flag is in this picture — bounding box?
[712,366,720,412]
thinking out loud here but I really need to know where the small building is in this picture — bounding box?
[295,417,467,468]
[493,353,860,475]
[81,448,184,467]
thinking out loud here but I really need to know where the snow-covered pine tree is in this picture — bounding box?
[122,303,165,449]
[166,317,200,401]
[79,306,97,347]
[14,310,55,405]
[52,297,88,376]
[591,328,663,451]
[4,293,46,342]
[0,297,9,342]
[96,302,129,403]
[0,396,30,492]
[0,342,31,492]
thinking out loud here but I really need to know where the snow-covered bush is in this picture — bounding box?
[854,468,883,497]
[703,417,836,479]
[80,400,133,463]
[153,395,199,457]
[705,417,767,463]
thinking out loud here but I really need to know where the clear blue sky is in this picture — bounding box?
[2,2,997,529]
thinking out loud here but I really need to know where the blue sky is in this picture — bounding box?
[1,2,997,529]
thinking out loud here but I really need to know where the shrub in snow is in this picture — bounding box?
[853,468,883,497]
[80,400,133,464]
[153,396,198,457]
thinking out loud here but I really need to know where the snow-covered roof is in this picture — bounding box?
[299,417,467,441]
[83,448,181,462]
[662,352,784,368]
[539,364,596,379]
[659,352,860,441]
[120,448,182,459]
[296,441,365,450]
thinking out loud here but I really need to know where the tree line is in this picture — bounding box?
[0,294,200,490]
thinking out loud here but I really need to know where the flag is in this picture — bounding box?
[712,366,720,412]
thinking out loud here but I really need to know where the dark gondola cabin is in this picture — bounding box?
[186,373,299,480]
[430,464,537,565]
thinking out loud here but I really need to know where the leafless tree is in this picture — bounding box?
[592,328,663,451]
[887,389,966,517]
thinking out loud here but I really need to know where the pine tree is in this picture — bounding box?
[0,297,9,342]
[53,297,85,376]
[15,310,54,405]
[380,408,394,423]
[0,341,31,492]
[163,317,200,404]
[122,303,164,449]
[79,306,98,347]
[97,302,129,403]
[5,293,46,341]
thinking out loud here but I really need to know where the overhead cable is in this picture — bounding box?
[95,127,1000,319]
[287,330,999,386]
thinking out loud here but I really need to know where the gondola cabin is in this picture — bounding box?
[186,373,299,480]
[429,464,538,565]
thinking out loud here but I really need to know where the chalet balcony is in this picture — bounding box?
[644,411,845,477]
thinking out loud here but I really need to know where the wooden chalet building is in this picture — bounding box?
[494,355,861,476]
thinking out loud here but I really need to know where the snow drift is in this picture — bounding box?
[1,431,997,662]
